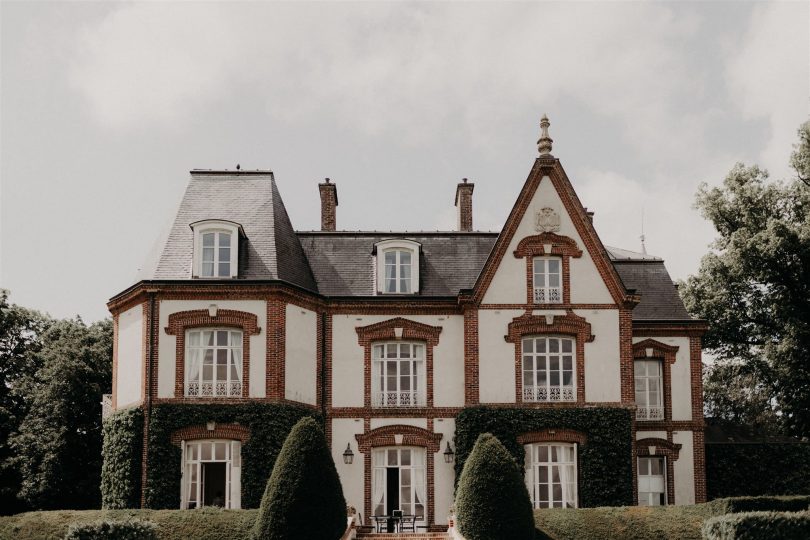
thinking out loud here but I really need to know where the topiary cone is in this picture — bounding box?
[251,417,347,540]
[455,433,535,540]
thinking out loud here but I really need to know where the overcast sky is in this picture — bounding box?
[1,1,808,322]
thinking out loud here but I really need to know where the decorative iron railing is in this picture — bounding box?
[523,385,575,402]
[185,381,242,398]
[534,287,562,303]
[373,391,423,407]
[636,406,664,421]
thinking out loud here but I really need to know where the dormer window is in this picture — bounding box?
[374,239,420,294]
[191,220,243,278]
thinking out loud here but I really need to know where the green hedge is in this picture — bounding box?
[709,496,810,515]
[101,408,144,509]
[702,511,810,540]
[64,519,156,540]
[706,443,810,499]
[0,509,257,540]
[144,403,320,509]
[454,406,634,507]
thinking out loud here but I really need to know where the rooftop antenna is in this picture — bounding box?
[640,208,647,255]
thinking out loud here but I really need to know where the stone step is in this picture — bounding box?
[357,535,450,539]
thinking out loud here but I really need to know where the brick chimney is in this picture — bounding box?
[318,178,338,231]
[455,178,474,232]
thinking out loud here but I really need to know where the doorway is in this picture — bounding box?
[202,462,226,507]
[372,447,427,526]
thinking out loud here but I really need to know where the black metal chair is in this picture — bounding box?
[400,514,416,532]
[372,515,387,533]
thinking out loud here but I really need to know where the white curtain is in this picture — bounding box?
[231,332,243,382]
[372,450,385,514]
[187,332,202,383]
[559,447,576,508]
[413,450,427,515]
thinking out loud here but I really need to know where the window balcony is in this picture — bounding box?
[534,287,562,303]
[523,385,575,402]
[185,381,242,398]
[373,391,423,407]
[636,406,664,421]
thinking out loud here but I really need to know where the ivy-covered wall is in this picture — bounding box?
[101,407,144,509]
[706,443,810,500]
[101,402,320,509]
[454,406,634,508]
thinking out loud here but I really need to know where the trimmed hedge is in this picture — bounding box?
[144,403,320,509]
[0,509,257,540]
[101,408,144,509]
[64,519,156,540]
[706,443,810,499]
[251,417,346,540]
[455,433,534,540]
[709,495,810,515]
[702,511,810,540]
[454,406,634,507]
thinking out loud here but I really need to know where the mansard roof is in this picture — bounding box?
[150,170,317,291]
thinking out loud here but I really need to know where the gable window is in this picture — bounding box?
[374,239,420,294]
[185,329,243,397]
[638,457,666,506]
[524,443,577,508]
[635,359,664,420]
[522,336,575,402]
[191,220,242,278]
[533,257,562,303]
[372,342,426,407]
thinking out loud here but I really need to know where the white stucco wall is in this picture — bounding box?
[633,336,692,421]
[672,431,696,505]
[369,418,428,430]
[482,175,613,305]
[478,309,520,403]
[332,418,365,515]
[577,309,621,402]
[331,314,464,408]
[157,300,267,398]
[636,431,668,441]
[433,417,456,525]
[285,304,317,405]
[116,303,144,408]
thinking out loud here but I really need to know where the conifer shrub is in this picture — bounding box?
[455,433,534,540]
[251,417,346,540]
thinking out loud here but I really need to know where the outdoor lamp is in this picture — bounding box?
[343,443,354,465]
[443,442,455,463]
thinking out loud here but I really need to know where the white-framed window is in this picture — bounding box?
[374,239,420,294]
[372,342,426,407]
[525,443,577,508]
[533,257,562,303]
[638,456,666,506]
[372,447,427,524]
[522,336,575,402]
[635,359,664,420]
[191,220,241,278]
[185,329,243,398]
[182,439,241,509]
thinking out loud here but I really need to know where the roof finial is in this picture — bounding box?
[640,208,647,255]
[537,114,553,156]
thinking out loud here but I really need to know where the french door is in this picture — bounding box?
[372,447,427,525]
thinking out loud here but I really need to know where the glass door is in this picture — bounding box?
[372,447,427,527]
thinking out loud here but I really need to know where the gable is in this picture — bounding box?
[478,158,630,306]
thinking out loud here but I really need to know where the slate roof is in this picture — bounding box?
[145,171,692,321]
[151,171,317,292]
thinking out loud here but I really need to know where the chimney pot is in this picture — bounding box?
[455,179,475,232]
[318,179,338,231]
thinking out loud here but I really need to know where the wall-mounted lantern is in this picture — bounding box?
[443,442,455,464]
[343,443,354,465]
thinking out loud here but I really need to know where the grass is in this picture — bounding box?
[0,508,257,540]
[534,502,717,540]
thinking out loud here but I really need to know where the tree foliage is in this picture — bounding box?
[681,121,810,437]
[252,417,346,540]
[455,433,535,540]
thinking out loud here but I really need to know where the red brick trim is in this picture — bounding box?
[619,308,634,404]
[356,318,442,409]
[690,335,707,503]
[513,232,583,259]
[267,299,285,400]
[505,311,594,404]
[355,424,443,528]
[170,423,251,445]
[633,339,679,424]
[165,309,260,399]
[636,437,681,505]
[463,308,479,405]
[517,429,587,445]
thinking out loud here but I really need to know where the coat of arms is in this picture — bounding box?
[535,207,560,232]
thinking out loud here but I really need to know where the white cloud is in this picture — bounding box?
[725,1,810,179]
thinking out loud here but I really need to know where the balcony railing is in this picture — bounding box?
[373,391,423,407]
[523,385,575,402]
[534,287,562,303]
[185,380,242,398]
[636,406,664,421]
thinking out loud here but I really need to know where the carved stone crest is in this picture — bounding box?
[535,207,560,232]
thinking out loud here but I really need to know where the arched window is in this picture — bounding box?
[524,442,577,508]
[190,220,242,278]
[185,329,243,397]
[521,336,575,402]
[372,342,426,407]
[635,359,664,420]
[374,239,421,294]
